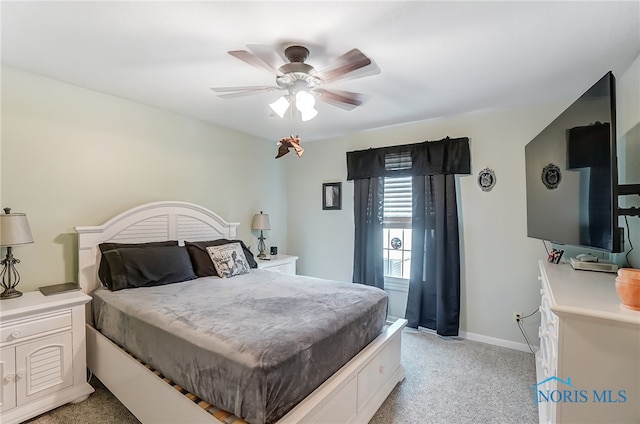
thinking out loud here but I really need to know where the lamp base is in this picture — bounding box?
[257,232,267,259]
[1,287,23,299]
[1,246,25,300]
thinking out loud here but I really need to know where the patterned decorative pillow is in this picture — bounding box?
[206,242,251,278]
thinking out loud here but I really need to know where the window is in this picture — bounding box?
[382,221,412,279]
[383,152,412,280]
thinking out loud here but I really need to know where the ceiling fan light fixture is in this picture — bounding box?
[299,107,318,122]
[295,90,318,121]
[269,96,290,118]
[295,90,315,108]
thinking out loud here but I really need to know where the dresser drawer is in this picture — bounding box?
[0,311,72,344]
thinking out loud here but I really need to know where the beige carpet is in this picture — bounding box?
[369,328,537,423]
[25,328,537,424]
[24,376,139,424]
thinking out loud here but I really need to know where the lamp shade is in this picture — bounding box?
[0,212,34,246]
[251,211,271,231]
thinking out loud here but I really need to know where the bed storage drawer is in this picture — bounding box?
[305,376,358,424]
[0,311,72,344]
[357,335,401,410]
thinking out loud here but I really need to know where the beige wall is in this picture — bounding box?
[285,102,560,346]
[285,55,640,346]
[2,54,637,346]
[616,54,640,268]
[1,66,288,292]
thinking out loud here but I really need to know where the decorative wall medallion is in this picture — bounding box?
[390,237,402,249]
[477,168,496,192]
[541,163,561,190]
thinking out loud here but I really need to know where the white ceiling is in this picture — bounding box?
[2,1,639,142]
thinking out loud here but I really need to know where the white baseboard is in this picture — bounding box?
[459,330,538,354]
[389,319,539,354]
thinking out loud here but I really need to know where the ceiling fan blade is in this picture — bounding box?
[216,91,270,99]
[329,59,381,83]
[315,89,367,111]
[211,86,278,93]
[316,49,376,83]
[228,50,280,75]
[211,86,281,99]
[246,44,283,74]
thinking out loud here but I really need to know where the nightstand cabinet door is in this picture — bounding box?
[1,347,16,413]
[16,332,73,405]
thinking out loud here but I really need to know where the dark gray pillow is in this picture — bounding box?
[185,239,257,277]
[98,241,178,289]
[102,245,196,291]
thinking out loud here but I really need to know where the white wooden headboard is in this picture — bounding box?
[75,201,240,294]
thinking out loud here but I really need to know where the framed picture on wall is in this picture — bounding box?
[322,182,342,210]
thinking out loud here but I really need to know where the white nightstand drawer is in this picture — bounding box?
[257,255,298,275]
[1,311,71,344]
[263,262,296,274]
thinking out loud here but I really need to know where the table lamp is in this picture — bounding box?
[0,208,34,299]
[251,211,270,259]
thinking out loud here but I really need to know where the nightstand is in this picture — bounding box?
[0,290,94,424]
[256,255,298,275]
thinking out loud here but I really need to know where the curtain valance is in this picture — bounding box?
[346,136,471,180]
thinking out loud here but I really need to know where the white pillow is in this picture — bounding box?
[206,242,251,278]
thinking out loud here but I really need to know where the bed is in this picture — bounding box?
[76,201,406,424]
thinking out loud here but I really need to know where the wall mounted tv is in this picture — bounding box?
[525,71,622,252]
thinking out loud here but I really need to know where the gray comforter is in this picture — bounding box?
[92,269,387,424]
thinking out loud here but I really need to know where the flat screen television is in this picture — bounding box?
[525,71,622,252]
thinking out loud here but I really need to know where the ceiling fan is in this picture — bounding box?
[211,44,379,121]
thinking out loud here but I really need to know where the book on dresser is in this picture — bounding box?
[38,282,81,296]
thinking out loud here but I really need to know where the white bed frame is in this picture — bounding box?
[76,201,406,424]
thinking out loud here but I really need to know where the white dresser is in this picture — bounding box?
[256,255,298,275]
[536,260,640,424]
[0,290,94,424]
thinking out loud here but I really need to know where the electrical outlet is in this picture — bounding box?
[513,311,522,324]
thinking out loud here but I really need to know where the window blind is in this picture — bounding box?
[384,152,412,223]
[383,177,412,222]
